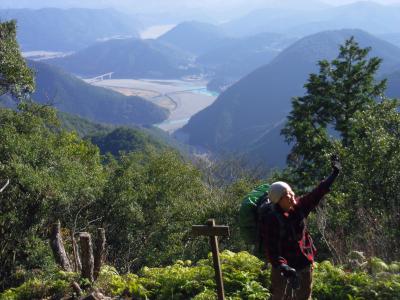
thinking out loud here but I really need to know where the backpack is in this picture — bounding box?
[239,183,286,258]
[238,183,270,245]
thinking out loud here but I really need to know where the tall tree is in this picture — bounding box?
[321,100,400,261]
[0,20,35,100]
[0,103,105,289]
[282,37,386,186]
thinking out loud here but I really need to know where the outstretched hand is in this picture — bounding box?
[330,154,341,173]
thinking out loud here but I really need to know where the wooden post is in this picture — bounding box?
[79,232,94,282]
[49,220,72,272]
[93,228,106,280]
[192,219,230,300]
[71,231,81,272]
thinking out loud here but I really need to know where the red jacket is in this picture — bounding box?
[260,180,331,270]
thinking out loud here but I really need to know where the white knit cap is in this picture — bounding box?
[268,181,291,204]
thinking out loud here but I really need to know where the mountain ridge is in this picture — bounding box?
[0,8,140,51]
[29,60,169,125]
[177,29,400,167]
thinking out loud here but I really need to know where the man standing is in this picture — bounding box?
[260,156,341,299]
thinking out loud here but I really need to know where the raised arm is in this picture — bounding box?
[297,154,341,216]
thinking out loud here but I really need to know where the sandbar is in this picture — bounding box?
[90,79,218,132]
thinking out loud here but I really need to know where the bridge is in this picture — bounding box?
[86,72,114,83]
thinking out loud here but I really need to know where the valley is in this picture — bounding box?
[90,78,218,132]
[2,2,400,299]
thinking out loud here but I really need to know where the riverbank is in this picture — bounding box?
[90,79,218,132]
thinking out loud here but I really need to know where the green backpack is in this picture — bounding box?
[239,183,270,245]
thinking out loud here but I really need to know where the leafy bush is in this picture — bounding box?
[2,251,399,300]
[0,270,77,300]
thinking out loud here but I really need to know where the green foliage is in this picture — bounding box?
[96,251,270,300]
[313,260,400,300]
[96,149,214,271]
[3,252,400,300]
[0,102,105,289]
[325,100,400,260]
[0,270,78,300]
[279,37,400,263]
[57,111,114,138]
[89,126,169,157]
[282,37,386,185]
[0,20,35,100]
[30,60,169,125]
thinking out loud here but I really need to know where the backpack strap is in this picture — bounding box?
[255,201,287,259]
[270,203,287,256]
[271,203,286,242]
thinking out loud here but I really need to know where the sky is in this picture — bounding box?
[1,0,400,26]
[1,0,400,9]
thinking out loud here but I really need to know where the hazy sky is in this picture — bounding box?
[1,0,400,9]
[1,0,400,25]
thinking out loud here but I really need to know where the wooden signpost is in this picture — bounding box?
[192,219,230,300]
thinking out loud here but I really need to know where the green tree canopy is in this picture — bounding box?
[282,37,386,186]
[0,103,105,289]
[328,99,400,261]
[0,20,35,100]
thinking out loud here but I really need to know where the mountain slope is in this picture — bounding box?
[289,2,400,36]
[198,32,298,91]
[177,29,400,167]
[47,38,195,78]
[157,21,231,55]
[385,70,400,99]
[223,2,400,38]
[29,60,168,125]
[57,111,191,157]
[0,8,140,51]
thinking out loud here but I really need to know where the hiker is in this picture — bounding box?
[260,155,341,300]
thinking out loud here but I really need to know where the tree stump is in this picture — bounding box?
[93,228,106,280]
[79,232,94,282]
[49,220,72,272]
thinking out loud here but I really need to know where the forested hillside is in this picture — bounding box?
[157,21,231,56]
[198,32,297,91]
[28,60,169,125]
[47,38,195,78]
[178,29,400,167]
[1,15,400,300]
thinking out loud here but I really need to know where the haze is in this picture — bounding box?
[1,0,400,9]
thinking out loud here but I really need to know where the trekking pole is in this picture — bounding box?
[0,179,10,193]
[283,280,290,300]
[283,275,299,300]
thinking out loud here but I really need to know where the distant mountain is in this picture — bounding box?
[385,70,400,99]
[379,32,400,48]
[29,60,168,125]
[221,8,310,37]
[46,38,196,78]
[0,8,140,51]
[198,33,298,91]
[177,29,400,167]
[289,2,400,36]
[157,21,232,56]
[223,2,400,38]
